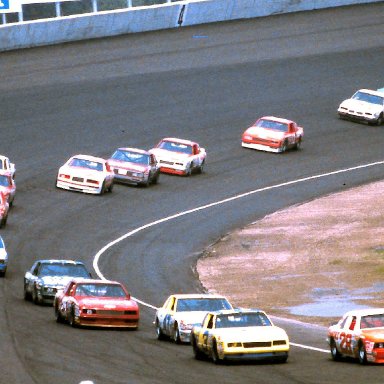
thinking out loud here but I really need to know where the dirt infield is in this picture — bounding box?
[197,180,384,326]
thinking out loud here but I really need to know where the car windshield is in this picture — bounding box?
[111,150,150,165]
[0,237,4,249]
[158,141,193,154]
[352,91,384,105]
[38,263,90,278]
[176,298,232,312]
[0,175,11,187]
[69,157,103,171]
[255,119,288,132]
[360,314,384,329]
[215,312,272,328]
[75,283,126,298]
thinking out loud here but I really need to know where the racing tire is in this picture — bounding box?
[23,284,31,301]
[68,307,78,328]
[211,339,222,365]
[280,140,288,153]
[32,286,42,305]
[155,319,166,341]
[0,216,7,228]
[358,343,367,365]
[55,304,64,323]
[197,160,205,174]
[172,323,181,344]
[376,114,383,126]
[192,335,205,360]
[108,183,114,193]
[185,165,192,177]
[294,139,302,151]
[275,354,288,363]
[152,173,159,185]
[330,338,342,361]
[100,181,106,195]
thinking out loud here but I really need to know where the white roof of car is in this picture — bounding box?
[70,154,106,162]
[258,116,294,125]
[160,137,197,146]
[116,147,151,155]
[342,308,384,317]
[170,293,228,299]
[356,88,384,97]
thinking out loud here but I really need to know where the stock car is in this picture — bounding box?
[24,259,92,305]
[0,235,8,277]
[0,155,15,179]
[242,116,303,153]
[54,278,140,329]
[0,172,16,206]
[149,137,206,176]
[191,308,290,364]
[155,293,233,343]
[56,154,114,194]
[108,147,160,187]
[327,308,384,364]
[337,88,384,125]
[0,192,9,228]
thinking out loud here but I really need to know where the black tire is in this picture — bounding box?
[32,286,41,305]
[155,319,166,340]
[376,114,383,126]
[152,172,159,185]
[280,140,288,153]
[358,342,367,365]
[0,215,7,228]
[211,339,222,364]
[192,335,205,360]
[275,354,288,363]
[330,338,342,361]
[294,139,302,150]
[185,165,192,177]
[100,181,106,195]
[197,160,205,174]
[68,307,78,328]
[55,304,64,323]
[24,283,31,301]
[108,182,114,193]
[172,323,181,344]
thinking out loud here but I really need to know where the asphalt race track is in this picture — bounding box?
[1,3,384,383]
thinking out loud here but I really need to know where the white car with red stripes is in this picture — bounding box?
[56,154,114,195]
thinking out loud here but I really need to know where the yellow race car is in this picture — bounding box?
[191,308,289,363]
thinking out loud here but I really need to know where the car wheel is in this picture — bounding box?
[108,182,114,193]
[211,339,222,364]
[376,114,383,126]
[185,164,192,177]
[280,140,288,153]
[192,335,205,360]
[197,160,205,174]
[294,139,302,150]
[152,172,159,185]
[172,323,181,344]
[68,307,78,328]
[55,304,64,323]
[275,354,288,363]
[32,286,41,305]
[155,319,166,340]
[330,338,341,361]
[24,283,31,301]
[100,181,106,195]
[358,342,367,365]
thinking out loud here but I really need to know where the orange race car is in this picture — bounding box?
[328,308,384,364]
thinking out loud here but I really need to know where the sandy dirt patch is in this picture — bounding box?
[197,180,384,326]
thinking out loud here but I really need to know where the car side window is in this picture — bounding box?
[33,263,40,276]
[207,315,214,329]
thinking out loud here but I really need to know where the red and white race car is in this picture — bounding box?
[241,116,303,153]
[0,155,15,179]
[54,278,140,329]
[56,154,114,195]
[0,172,16,207]
[0,192,9,228]
[150,138,206,176]
[328,308,384,364]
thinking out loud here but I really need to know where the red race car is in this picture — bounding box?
[328,308,384,364]
[54,278,139,329]
[242,116,303,153]
[0,172,16,207]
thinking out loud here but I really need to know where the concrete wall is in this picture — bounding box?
[0,0,382,51]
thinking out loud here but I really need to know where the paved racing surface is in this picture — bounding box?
[1,3,384,384]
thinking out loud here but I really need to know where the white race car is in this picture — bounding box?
[150,138,206,176]
[56,154,114,195]
[337,88,384,125]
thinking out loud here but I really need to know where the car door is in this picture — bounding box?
[200,313,214,353]
[25,261,40,293]
[336,315,356,357]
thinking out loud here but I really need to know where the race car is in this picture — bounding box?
[155,293,233,343]
[337,88,384,125]
[24,259,92,305]
[327,308,384,364]
[108,147,160,187]
[191,308,290,364]
[56,154,114,194]
[0,235,8,277]
[149,137,206,176]
[0,172,16,207]
[0,192,9,228]
[54,278,140,329]
[0,155,15,179]
[241,116,303,153]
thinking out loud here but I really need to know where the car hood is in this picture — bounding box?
[361,328,384,341]
[78,297,137,309]
[340,99,383,113]
[246,127,286,140]
[59,165,105,179]
[40,275,75,288]
[0,248,7,261]
[108,159,148,173]
[214,326,288,342]
[150,148,191,161]
[174,311,210,326]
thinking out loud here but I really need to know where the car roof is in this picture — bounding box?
[213,308,266,315]
[160,137,197,146]
[70,278,121,285]
[342,308,384,317]
[355,89,384,97]
[70,154,106,163]
[170,293,228,299]
[257,116,294,125]
[115,147,151,155]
